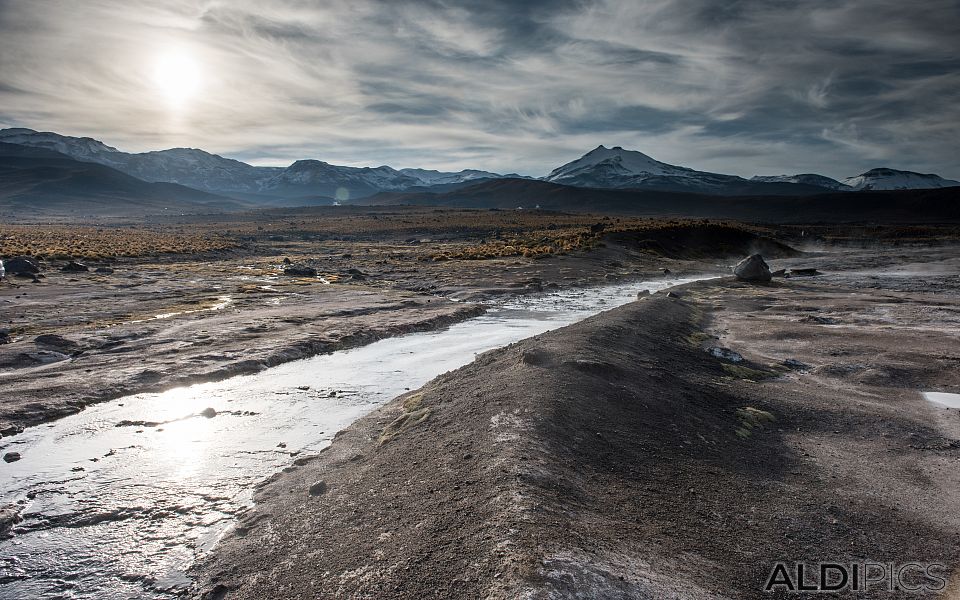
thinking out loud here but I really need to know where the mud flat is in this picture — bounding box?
[0,280,483,434]
[191,251,960,599]
[0,218,790,434]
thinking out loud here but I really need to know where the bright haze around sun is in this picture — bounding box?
[152,50,202,108]
[0,0,957,179]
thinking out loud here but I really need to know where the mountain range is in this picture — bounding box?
[0,128,516,204]
[0,142,245,216]
[0,127,957,217]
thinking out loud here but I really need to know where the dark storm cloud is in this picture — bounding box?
[0,0,957,178]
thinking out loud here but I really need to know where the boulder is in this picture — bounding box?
[200,407,218,419]
[733,254,772,282]
[283,264,317,277]
[3,452,21,463]
[61,261,89,273]
[4,256,40,275]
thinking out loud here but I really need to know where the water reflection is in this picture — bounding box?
[922,391,960,409]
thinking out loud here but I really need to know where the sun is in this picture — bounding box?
[152,51,202,106]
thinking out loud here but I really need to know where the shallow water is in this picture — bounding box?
[923,391,960,409]
[0,277,705,599]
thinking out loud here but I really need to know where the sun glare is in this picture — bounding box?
[152,51,201,106]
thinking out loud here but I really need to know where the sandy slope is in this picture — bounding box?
[191,274,960,599]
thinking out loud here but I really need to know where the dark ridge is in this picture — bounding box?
[0,142,248,216]
[355,177,960,223]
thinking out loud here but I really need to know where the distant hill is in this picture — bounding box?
[358,177,960,223]
[842,168,960,191]
[750,173,850,191]
[0,143,248,216]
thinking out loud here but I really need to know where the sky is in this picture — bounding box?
[0,0,958,179]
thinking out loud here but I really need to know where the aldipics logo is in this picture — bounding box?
[764,562,948,593]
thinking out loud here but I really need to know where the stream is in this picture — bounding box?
[0,276,706,599]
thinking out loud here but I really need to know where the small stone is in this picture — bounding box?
[0,504,23,537]
[60,261,89,273]
[283,264,317,277]
[2,452,21,463]
[707,347,744,362]
[308,480,328,496]
[785,268,820,278]
[199,407,217,419]
[0,425,24,437]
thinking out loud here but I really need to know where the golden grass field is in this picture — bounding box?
[0,225,239,260]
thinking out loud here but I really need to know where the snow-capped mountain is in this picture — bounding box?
[548,146,960,194]
[544,145,750,193]
[751,174,850,191]
[842,168,960,191]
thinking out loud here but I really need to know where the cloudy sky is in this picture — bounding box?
[1,0,958,179]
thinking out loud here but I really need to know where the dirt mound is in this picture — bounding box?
[603,223,797,260]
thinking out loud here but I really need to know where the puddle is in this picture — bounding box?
[126,296,234,324]
[0,276,710,599]
[922,391,960,409]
